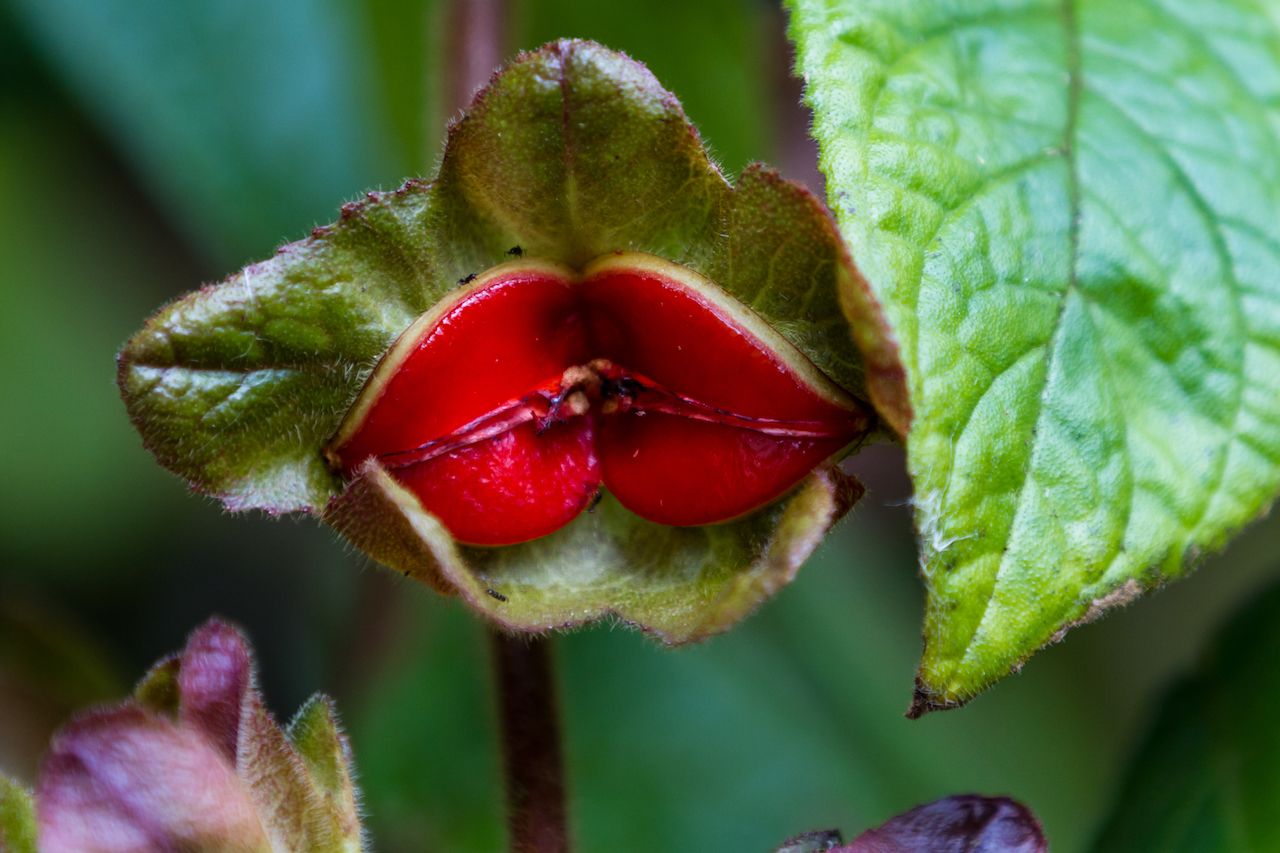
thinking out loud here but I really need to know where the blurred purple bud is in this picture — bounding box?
[177,619,253,761]
[35,706,270,853]
[845,795,1046,853]
[8,617,363,852]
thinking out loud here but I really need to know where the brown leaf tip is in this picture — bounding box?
[905,675,965,719]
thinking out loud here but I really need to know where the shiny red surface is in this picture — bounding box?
[393,420,599,547]
[336,271,588,468]
[582,269,845,421]
[331,262,860,546]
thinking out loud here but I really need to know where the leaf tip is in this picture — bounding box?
[905,676,965,719]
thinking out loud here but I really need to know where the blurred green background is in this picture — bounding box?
[1,1,1278,849]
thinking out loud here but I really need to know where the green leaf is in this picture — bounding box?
[120,40,872,640]
[788,0,1280,709]
[513,0,773,177]
[0,775,37,853]
[1094,580,1280,850]
[288,696,362,847]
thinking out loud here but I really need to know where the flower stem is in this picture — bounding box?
[445,0,507,115]
[490,630,570,853]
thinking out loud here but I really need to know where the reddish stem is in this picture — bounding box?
[445,0,507,115]
[490,631,570,853]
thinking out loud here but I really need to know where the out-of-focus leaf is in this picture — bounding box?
[1094,579,1280,850]
[119,40,877,642]
[132,656,181,716]
[7,0,438,263]
[789,0,1280,711]
[350,597,501,852]
[0,601,122,782]
[513,0,773,175]
[0,104,193,576]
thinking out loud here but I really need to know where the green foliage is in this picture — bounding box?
[1094,579,1280,850]
[514,0,771,178]
[788,0,1280,710]
[118,40,872,641]
[0,775,37,853]
[289,696,364,844]
[6,0,434,264]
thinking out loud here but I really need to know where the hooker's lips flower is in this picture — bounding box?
[117,40,904,640]
[327,254,869,546]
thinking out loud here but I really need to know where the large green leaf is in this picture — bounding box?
[1093,578,1280,850]
[789,0,1280,710]
[119,41,875,641]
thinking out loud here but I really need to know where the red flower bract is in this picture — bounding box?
[328,253,867,546]
[116,39,885,638]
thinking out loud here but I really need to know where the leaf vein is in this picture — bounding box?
[954,0,1083,668]
[1083,85,1249,542]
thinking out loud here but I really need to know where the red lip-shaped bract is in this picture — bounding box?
[116,40,883,639]
[328,254,866,546]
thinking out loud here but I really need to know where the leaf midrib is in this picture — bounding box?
[941,0,1085,673]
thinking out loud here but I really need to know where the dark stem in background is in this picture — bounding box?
[490,631,570,853]
[767,1,825,196]
[445,3,569,849]
[445,0,508,115]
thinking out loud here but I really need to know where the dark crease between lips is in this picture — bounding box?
[376,362,866,470]
[327,254,868,544]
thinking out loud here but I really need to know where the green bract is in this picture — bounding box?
[788,0,1280,710]
[118,40,879,641]
[0,776,36,853]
